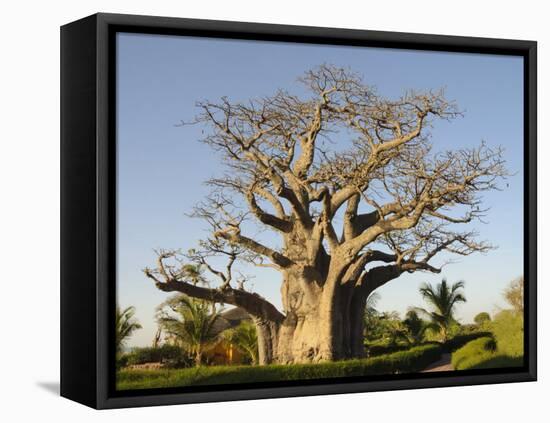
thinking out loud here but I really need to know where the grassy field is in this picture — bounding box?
[117,343,442,390]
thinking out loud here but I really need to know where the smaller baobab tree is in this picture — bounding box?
[415,279,466,342]
[115,305,142,354]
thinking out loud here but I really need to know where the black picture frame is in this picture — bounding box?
[60,12,537,409]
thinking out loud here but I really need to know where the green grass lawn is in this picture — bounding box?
[117,343,442,390]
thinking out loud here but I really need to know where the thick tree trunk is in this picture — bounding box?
[263,269,369,364]
[195,350,202,367]
[349,289,367,358]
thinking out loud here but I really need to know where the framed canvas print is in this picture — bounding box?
[60,13,537,409]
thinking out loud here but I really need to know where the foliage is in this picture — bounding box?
[474,312,491,326]
[443,331,493,352]
[452,337,497,370]
[363,296,411,346]
[402,310,433,345]
[116,354,129,370]
[143,64,506,363]
[459,324,482,334]
[365,343,411,357]
[451,310,523,370]
[364,311,408,346]
[490,310,523,357]
[157,294,222,366]
[115,306,142,354]
[364,302,433,349]
[117,344,443,390]
[124,345,193,368]
[457,354,523,370]
[415,279,466,342]
[223,321,259,365]
[504,276,524,313]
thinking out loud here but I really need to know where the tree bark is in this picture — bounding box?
[254,319,280,365]
[267,264,371,364]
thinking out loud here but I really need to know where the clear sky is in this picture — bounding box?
[116,32,524,348]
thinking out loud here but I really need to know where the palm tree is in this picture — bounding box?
[115,305,142,354]
[157,294,221,366]
[402,309,431,345]
[224,321,259,365]
[416,279,466,342]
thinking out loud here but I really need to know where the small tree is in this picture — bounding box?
[115,305,142,354]
[504,276,524,314]
[152,327,163,348]
[474,312,491,326]
[363,292,381,342]
[364,309,407,346]
[157,294,222,366]
[402,309,431,345]
[224,321,259,365]
[416,279,466,342]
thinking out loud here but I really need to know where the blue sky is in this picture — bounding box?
[116,33,524,347]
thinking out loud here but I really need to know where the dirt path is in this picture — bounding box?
[422,353,454,372]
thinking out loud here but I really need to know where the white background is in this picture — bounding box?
[1,0,546,421]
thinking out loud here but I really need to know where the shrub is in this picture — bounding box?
[125,345,192,368]
[117,343,443,390]
[452,337,496,370]
[443,331,493,352]
[451,309,524,371]
[451,336,523,370]
[365,343,410,357]
[116,354,129,370]
[490,310,523,357]
[463,354,523,370]
[474,312,491,326]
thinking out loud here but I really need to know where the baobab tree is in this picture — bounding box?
[144,65,506,364]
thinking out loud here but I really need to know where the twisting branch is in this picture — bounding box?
[214,229,294,269]
[245,182,292,233]
[162,64,508,325]
[143,248,284,324]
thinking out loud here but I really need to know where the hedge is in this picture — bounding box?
[451,312,524,371]
[451,337,517,370]
[365,343,411,357]
[122,345,193,368]
[443,332,493,352]
[117,343,443,390]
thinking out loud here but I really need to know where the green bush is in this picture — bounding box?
[117,343,443,390]
[462,354,523,370]
[451,337,495,369]
[474,312,491,326]
[451,310,524,371]
[490,310,523,357]
[443,331,493,352]
[116,354,129,370]
[125,345,192,368]
[451,336,523,370]
[365,343,410,357]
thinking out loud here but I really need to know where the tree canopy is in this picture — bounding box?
[144,65,506,363]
